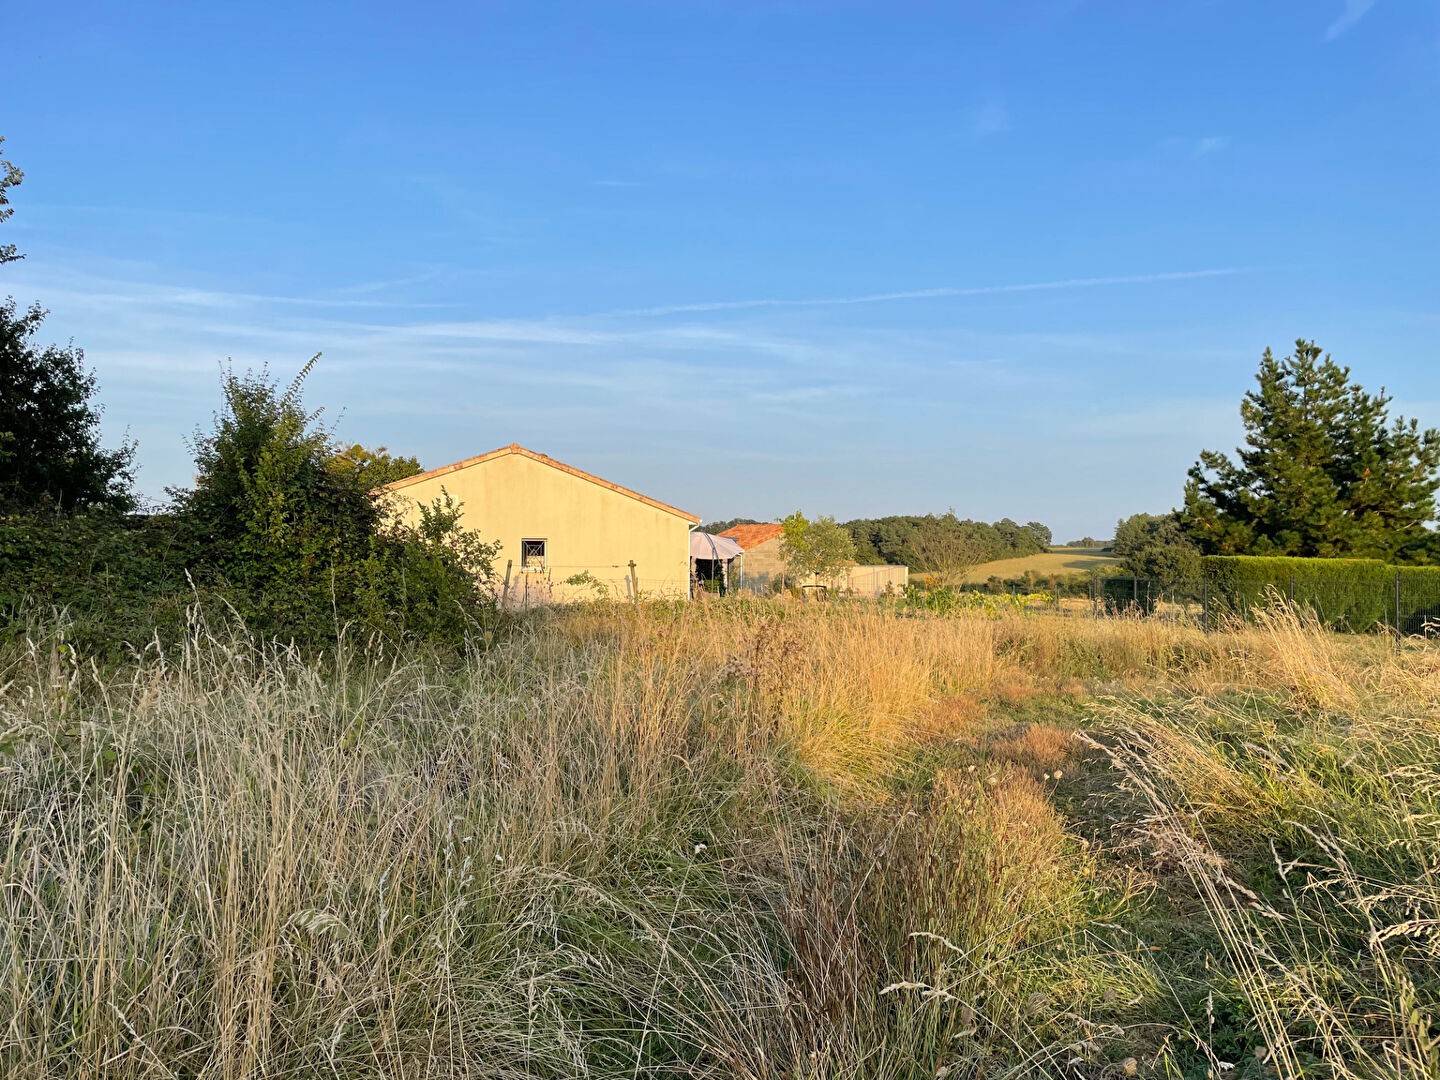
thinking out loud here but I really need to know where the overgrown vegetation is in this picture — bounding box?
[0,359,499,652]
[4,131,1439,1077]
[1,600,1434,1078]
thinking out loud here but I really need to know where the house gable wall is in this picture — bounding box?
[383,451,692,601]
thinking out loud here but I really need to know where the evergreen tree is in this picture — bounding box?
[1181,341,1440,560]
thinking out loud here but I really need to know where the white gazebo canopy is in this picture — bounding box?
[689,532,745,560]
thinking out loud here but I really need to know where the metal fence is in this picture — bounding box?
[1003,573,1440,636]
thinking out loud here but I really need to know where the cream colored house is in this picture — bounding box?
[380,444,698,604]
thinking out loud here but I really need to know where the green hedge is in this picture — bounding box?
[1396,566,1440,635]
[1202,556,1440,633]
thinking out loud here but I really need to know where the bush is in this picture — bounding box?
[0,362,504,654]
[1202,555,1440,633]
[894,581,1050,616]
[0,508,197,654]
[174,361,501,648]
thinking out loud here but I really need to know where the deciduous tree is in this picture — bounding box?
[780,511,856,586]
[329,443,423,490]
[909,524,986,587]
[1113,511,1201,582]
[0,300,135,511]
[0,135,22,265]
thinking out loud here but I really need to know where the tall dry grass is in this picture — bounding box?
[0,599,1432,1077]
[1089,605,1440,1078]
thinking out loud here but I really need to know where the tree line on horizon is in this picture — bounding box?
[702,515,1052,575]
[714,344,1440,587]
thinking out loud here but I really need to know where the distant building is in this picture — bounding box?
[719,521,908,598]
[381,443,698,604]
[718,523,787,588]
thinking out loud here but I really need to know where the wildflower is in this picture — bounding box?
[693,843,707,855]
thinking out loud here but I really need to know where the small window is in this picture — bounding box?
[520,538,547,572]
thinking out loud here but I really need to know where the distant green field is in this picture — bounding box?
[961,546,1121,583]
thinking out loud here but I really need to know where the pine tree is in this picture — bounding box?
[1181,341,1440,561]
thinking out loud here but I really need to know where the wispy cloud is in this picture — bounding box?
[7,257,1269,529]
[612,267,1254,318]
[324,270,447,297]
[971,100,1012,137]
[1160,135,1231,159]
[1326,0,1378,40]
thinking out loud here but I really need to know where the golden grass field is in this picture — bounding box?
[0,601,1435,1078]
[961,546,1122,584]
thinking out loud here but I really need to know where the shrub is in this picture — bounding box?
[174,361,501,647]
[1202,555,1440,633]
[895,581,1050,616]
[0,507,196,654]
[0,362,503,653]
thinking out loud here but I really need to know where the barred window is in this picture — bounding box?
[520,538,547,571]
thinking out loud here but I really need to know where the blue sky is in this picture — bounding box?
[3,1,1436,539]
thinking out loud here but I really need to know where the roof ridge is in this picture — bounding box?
[380,444,700,523]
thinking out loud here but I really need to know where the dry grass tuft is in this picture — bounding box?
[986,723,1076,773]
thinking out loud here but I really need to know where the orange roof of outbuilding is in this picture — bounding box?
[718,522,784,549]
[380,443,700,523]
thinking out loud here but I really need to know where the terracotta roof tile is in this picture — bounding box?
[718,522,784,549]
